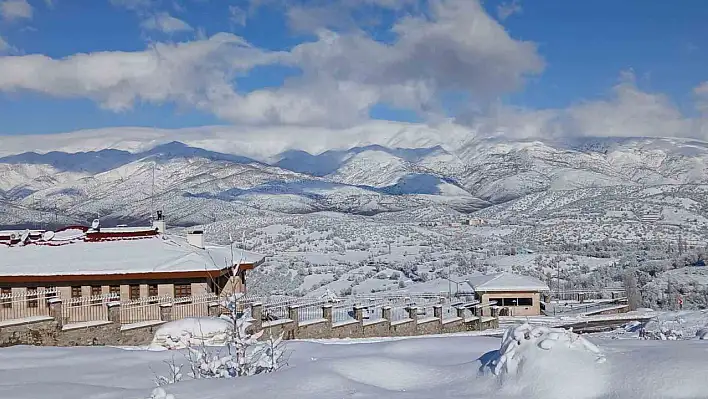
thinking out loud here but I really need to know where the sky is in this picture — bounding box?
[0,0,706,140]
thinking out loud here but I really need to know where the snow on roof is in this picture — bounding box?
[0,235,265,276]
[464,272,550,293]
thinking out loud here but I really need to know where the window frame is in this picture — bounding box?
[174,284,191,298]
[1,287,12,309]
[26,287,39,309]
[129,284,141,300]
[108,285,121,299]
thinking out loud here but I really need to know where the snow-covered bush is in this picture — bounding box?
[154,295,289,384]
[485,323,608,399]
[151,318,233,350]
[147,387,175,399]
[696,327,708,340]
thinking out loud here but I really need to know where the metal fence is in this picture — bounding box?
[0,290,454,327]
[172,293,218,320]
[62,294,119,324]
[0,288,59,322]
[332,305,356,323]
[391,307,409,321]
[120,295,171,324]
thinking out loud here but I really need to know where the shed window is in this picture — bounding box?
[90,286,102,305]
[491,297,533,307]
[109,285,121,298]
[71,286,82,298]
[517,297,533,306]
[129,285,141,300]
[1,287,12,309]
[26,288,38,308]
[174,284,191,298]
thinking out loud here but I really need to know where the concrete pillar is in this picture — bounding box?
[48,298,63,328]
[456,306,466,319]
[406,306,418,322]
[433,305,443,320]
[107,301,121,324]
[251,302,263,332]
[160,303,173,322]
[354,306,364,322]
[322,305,333,323]
[382,306,392,321]
[288,305,299,328]
[208,302,221,317]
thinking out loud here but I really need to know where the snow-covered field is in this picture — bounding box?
[0,330,707,399]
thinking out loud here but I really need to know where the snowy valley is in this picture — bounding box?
[2,125,708,312]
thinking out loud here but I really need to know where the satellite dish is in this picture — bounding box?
[42,231,55,241]
[91,219,100,230]
[20,230,30,244]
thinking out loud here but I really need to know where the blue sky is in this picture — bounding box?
[0,0,706,137]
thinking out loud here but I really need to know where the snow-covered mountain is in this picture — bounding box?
[3,124,708,228]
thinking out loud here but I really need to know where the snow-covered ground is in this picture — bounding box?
[1,330,707,399]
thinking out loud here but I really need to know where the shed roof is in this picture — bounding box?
[464,272,550,293]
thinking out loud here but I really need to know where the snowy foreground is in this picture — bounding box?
[1,329,708,399]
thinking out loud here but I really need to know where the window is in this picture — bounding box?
[489,298,503,306]
[491,297,533,307]
[71,286,82,298]
[44,287,57,306]
[1,287,12,309]
[109,285,120,299]
[90,286,102,305]
[174,284,191,298]
[129,285,140,300]
[27,288,38,308]
[148,284,159,304]
[517,297,533,306]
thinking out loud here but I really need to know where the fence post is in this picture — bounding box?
[160,303,173,322]
[107,301,121,324]
[354,306,364,322]
[288,305,299,328]
[322,305,333,326]
[433,305,443,320]
[251,302,263,332]
[382,306,392,321]
[208,302,221,317]
[406,306,418,322]
[48,298,63,328]
[456,306,466,319]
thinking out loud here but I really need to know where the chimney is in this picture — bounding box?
[187,230,204,249]
[152,211,166,234]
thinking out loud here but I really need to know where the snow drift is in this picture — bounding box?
[150,317,233,350]
[485,323,608,399]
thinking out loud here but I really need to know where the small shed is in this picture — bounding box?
[464,272,550,317]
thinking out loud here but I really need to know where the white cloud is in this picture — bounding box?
[0,33,283,112]
[695,82,708,114]
[141,12,193,33]
[109,0,153,11]
[0,36,9,52]
[474,72,708,141]
[0,0,543,128]
[228,5,247,26]
[0,0,33,21]
[273,0,543,123]
[565,72,692,138]
[44,0,54,8]
[497,0,522,21]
